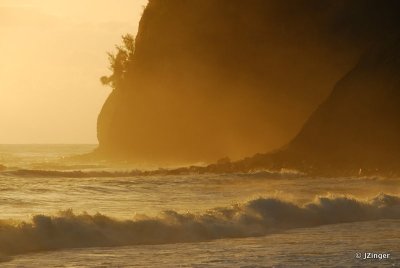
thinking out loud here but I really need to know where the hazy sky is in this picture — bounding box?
[0,0,147,144]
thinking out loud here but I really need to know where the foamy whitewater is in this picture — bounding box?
[0,145,399,267]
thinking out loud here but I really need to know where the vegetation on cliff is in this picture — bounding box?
[95,0,400,175]
[100,34,135,90]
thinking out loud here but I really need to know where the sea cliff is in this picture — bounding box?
[96,0,400,168]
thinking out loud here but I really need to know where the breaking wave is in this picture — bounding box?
[0,193,400,260]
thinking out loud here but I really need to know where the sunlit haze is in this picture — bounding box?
[0,0,147,144]
[0,1,399,266]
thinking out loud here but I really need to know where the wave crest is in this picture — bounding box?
[0,193,399,259]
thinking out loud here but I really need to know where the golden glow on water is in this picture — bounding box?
[0,145,399,266]
[0,0,147,144]
[0,0,399,264]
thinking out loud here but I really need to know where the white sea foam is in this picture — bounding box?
[0,193,399,260]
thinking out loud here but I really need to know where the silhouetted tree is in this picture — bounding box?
[101,34,135,90]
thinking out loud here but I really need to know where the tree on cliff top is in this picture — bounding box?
[100,34,135,90]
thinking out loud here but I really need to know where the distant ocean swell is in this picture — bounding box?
[2,169,138,178]
[0,193,399,260]
[1,168,302,178]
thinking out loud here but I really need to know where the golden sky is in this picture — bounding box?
[0,0,147,144]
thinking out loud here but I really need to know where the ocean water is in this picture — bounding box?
[0,145,399,267]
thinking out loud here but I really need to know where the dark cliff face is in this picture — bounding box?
[234,35,400,175]
[281,36,400,174]
[97,0,400,165]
